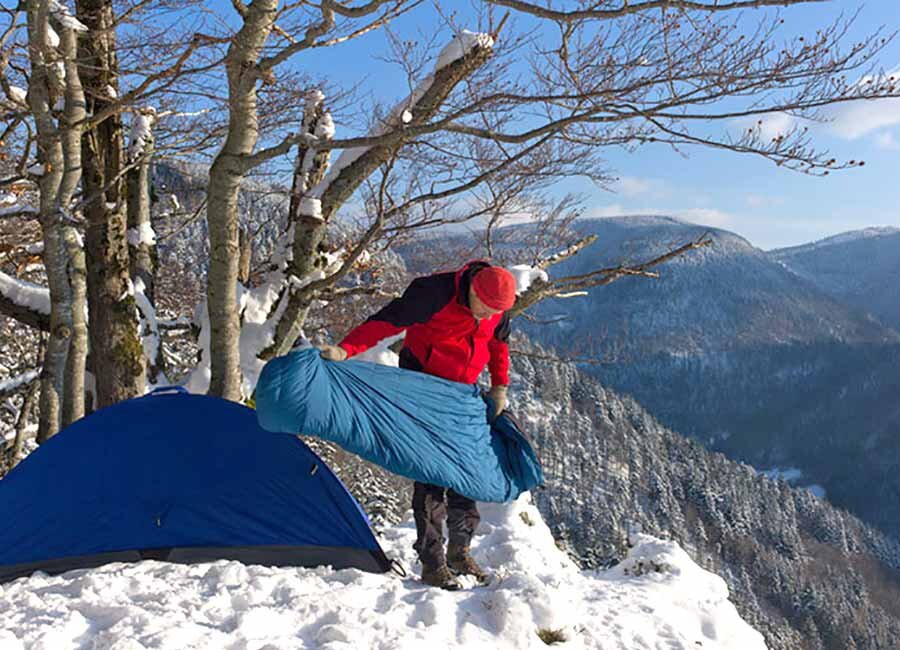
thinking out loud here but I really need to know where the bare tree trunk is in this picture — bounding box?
[58,23,87,426]
[238,227,251,285]
[26,0,73,441]
[12,380,40,460]
[76,0,145,406]
[206,0,277,400]
[127,108,164,380]
[127,109,156,301]
[263,94,332,359]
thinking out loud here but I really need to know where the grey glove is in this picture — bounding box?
[488,384,508,418]
[319,345,348,362]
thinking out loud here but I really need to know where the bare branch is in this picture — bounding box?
[486,0,828,21]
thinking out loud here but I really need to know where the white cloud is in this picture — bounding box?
[875,130,900,150]
[732,112,797,141]
[585,203,629,218]
[823,66,900,140]
[826,97,900,140]
[612,176,663,197]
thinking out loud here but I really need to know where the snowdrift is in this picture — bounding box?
[0,494,766,649]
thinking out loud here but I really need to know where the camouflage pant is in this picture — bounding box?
[412,481,480,570]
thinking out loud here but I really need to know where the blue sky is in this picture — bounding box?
[215,0,900,250]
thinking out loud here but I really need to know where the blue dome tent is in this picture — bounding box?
[0,388,390,583]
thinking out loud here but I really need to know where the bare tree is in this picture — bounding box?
[22,0,89,439]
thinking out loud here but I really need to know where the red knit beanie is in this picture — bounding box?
[471,266,517,310]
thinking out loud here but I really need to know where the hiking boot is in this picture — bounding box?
[421,564,462,591]
[447,545,489,585]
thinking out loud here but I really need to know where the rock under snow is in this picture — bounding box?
[0,494,765,649]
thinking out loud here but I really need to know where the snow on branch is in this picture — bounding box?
[127,222,156,247]
[128,108,157,162]
[49,0,89,32]
[0,281,50,331]
[0,369,40,399]
[0,271,51,316]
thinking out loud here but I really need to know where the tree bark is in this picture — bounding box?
[12,380,40,460]
[127,108,164,380]
[127,109,156,302]
[26,0,73,441]
[58,22,87,426]
[76,0,145,407]
[206,0,277,400]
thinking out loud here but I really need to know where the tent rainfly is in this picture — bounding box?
[0,388,390,583]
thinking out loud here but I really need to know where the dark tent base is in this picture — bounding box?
[0,544,391,583]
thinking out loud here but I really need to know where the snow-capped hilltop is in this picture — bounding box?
[772,225,900,256]
[0,494,765,649]
[771,226,900,330]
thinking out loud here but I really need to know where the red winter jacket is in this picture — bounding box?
[339,261,511,386]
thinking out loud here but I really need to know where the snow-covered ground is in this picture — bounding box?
[0,495,765,649]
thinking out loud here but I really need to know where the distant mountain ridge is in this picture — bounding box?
[772,226,900,330]
[450,216,900,543]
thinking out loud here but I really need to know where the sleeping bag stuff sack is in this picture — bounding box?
[254,347,543,503]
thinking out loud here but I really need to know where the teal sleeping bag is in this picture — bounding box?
[254,348,543,503]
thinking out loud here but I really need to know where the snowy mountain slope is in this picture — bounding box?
[516,215,897,355]
[461,216,900,543]
[0,495,765,650]
[505,337,900,650]
[772,226,900,330]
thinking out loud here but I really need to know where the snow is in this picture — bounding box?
[0,192,17,206]
[51,60,65,82]
[760,467,804,483]
[0,271,51,315]
[49,0,88,32]
[128,109,156,161]
[805,484,827,499]
[317,112,335,139]
[401,109,413,124]
[127,222,157,247]
[46,24,60,48]
[0,369,39,395]
[773,226,900,255]
[0,205,37,218]
[435,30,495,70]
[508,264,549,295]
[7,86,26,105]
[105,84,118,99]
[0,493,765,649]
[298,196,322,221]
[353,332,405,366]
[133,277,161,377]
